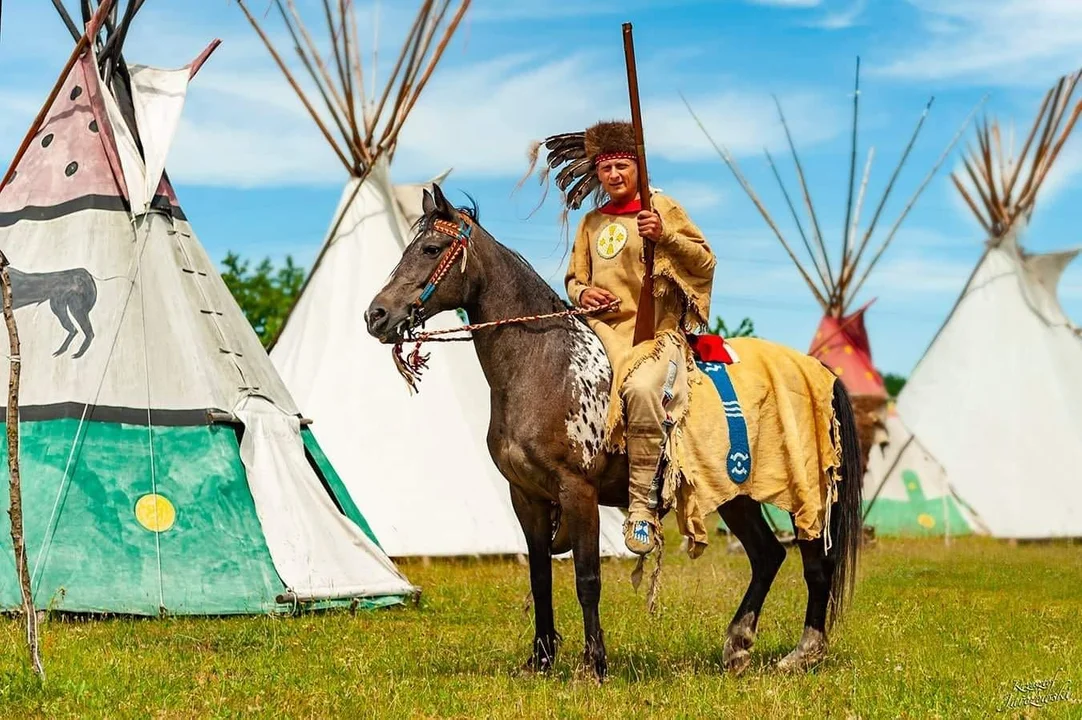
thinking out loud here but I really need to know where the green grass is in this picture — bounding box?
[1,525,1080,719]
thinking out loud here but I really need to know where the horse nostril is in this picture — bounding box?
[366,305,388,331]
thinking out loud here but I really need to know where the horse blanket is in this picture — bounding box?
[604,332,844,559]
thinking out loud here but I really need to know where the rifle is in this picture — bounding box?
[623,23,656,347]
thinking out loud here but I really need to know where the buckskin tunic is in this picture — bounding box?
[566,189,716,541]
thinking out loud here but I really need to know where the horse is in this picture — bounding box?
[364,184,863,681]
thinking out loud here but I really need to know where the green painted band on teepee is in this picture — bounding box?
[0,418,401,615]
[300,428,381,548]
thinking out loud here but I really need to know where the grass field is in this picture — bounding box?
[1,524,1080,719]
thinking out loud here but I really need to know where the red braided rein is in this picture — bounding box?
[392,301,618,393]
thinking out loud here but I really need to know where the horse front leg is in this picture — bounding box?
[509,486,559,672]
[559,478,607,682]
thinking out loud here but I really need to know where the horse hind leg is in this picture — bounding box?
[49,298,79,356]
[717,495,787,675]
[778,378,864,673]
[778,537,834,672]
[68,301,95,359]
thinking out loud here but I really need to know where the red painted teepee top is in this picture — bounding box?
[809,304,886,397]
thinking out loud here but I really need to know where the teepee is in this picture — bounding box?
[688,61,977,538]
[894,69,1082,539]
[686,60,975,474]
[862,404,984,537]
[238,0,633,558]
[0,0,415,616]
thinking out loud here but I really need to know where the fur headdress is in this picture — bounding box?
[517,120,638,213]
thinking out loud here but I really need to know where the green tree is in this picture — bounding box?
[709,315,756,338]
[220,252,306,347]
[882,372,907,398]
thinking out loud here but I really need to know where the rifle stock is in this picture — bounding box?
[623,23,656,347]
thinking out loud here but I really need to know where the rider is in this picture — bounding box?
[536,120,717,555]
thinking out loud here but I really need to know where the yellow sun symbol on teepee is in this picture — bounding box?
[597,223,628,259]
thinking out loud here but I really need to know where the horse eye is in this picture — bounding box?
[422,245,442,257]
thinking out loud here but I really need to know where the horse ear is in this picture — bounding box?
[431,182,453,216]
[422,188,436,216]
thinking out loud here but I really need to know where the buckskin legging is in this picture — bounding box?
[620,337,689,527]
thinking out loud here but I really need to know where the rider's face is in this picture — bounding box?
[596,158,638,204]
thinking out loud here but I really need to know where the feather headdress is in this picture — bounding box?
[516,120,638,217]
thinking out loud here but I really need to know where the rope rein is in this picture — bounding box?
[392,301,618,393]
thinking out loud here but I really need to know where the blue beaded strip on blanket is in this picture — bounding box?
[697,361,752,484]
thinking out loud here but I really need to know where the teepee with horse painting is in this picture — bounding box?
[0,0,414,616]
[364,24,865,679]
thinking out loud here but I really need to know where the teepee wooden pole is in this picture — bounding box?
[0,251,44,681]
[845,96,933,287]
[236,0,354,174]
[773,95,836,295]
[682,94,830,309]
[839,57,861,307]
[277,0,368,168]
[845,95,981,307]
[763,148,831,303]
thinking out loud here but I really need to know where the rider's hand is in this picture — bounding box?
[636,210,663,242]
[579,287,619,310]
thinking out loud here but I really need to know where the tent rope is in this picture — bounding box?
[138,249,166,612]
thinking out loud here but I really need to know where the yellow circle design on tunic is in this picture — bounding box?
[135,493,176,533]
[596,223,628,259]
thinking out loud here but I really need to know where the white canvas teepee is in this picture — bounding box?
[895,70,1082,539]
[0,0,414,615]
[862,408,986,537]
[239,0,633,558]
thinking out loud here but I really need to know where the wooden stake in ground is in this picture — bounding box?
[0,250,43,680]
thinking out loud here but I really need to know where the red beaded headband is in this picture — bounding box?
[594,151,637,165]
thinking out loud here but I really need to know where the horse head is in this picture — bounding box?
[365,182,483,344]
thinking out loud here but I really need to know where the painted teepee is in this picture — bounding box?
[862,404,984,537]
[238,0,633,558]
[0,0,415,616]
[688,60,976,536]
[687,60,974,475]
[894,69,1082,539]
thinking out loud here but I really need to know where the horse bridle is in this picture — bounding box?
[403,212,474,334]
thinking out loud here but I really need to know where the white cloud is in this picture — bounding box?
[656,181,725,212]
[649,90,843,162]
[874,0,1082,85]
[871,255,974,294]
[807,0,867,29]
[153,40,843,188]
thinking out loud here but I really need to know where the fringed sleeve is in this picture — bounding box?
[565,215,594,305]
[651,194,717,329]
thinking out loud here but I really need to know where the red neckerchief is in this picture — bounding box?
[599,197,642,215]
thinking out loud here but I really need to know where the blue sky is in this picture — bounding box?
[2,0,1081,375]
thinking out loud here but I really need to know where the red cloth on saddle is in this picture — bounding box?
[687,334,737,364]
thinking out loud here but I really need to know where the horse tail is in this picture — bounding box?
[828,377,863,629]
[87,272,129,283]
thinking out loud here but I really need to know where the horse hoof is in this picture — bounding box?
[722,612,756,675]
[722,647,752,675]
[523,636,559,673]
[582,653,607,683]
[776,627,827,673]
